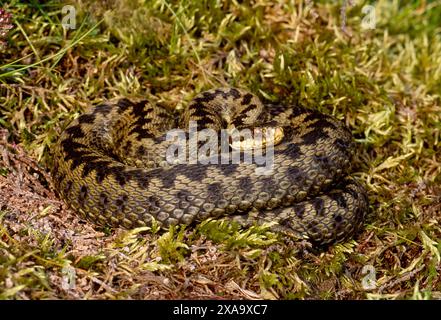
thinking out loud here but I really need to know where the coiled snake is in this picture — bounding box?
[52,88,368,245]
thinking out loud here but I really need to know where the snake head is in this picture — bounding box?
[228,126,285,151]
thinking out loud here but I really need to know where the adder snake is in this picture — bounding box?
[52,87,368,245]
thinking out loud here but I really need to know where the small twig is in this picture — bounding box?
[378,264,425,293]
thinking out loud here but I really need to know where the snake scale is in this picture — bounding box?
[52,87,368,245]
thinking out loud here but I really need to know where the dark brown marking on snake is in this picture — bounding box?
[290,106,310,118]
[129,168,154,189]
[137,145,146,157]
[308,117,336,130]
[294,204,305,218]
[334,138,352,154]
[341,183,359,201]
[127,102,155,139]
[207,182,223,202]
[87,163,129,186]
[93,161,115,183]
[188,103,219,128]
[299,128,330,146]
[61,141,90,171]
[277,142,300,158]
[79,185,88,202]
[94,103,113,116]
[116,98,134,111]
[176,190,194,201]
[307,222,320,236]
[241,93,253,105]
[122,140,132,154]
[232,104,257,127]
[157,171,179,188]
[64,125,85,140]
[312,197,325,216]
[193,93,217,104]
[179,164,209,182]
[303,112,324,123]
[238,176,253,190]
[176,190,191,201]
[196,116,217,128]
[148,195,159,205]
[287,166,307,184]
[242,103,258,115]
[81,155,105,177]
[328,192,348,209]
[207,182,222,193]
[189,102,213,116]
[215,88,241,100]
[225,88,241,99]
[78,114,96,124]
[115,194,128,211]
[99,192,110,208]
[218,163,240,176]
[314,154,331,168]
[114,132,135,153]
[261,177,277,193]
[265,104,289,117]
[110,167,129,186]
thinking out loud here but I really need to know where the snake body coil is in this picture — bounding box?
[52,88,368,245]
